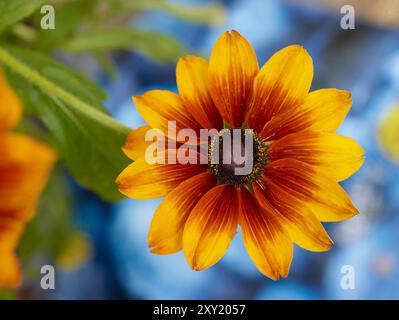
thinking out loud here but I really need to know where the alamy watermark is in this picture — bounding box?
[340,5,356,30]
[40,5,55,30]
[340,264,355,290]
[143,121,255,176]
[40,265,55,290]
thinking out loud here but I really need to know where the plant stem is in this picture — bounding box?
[0,46,130,135]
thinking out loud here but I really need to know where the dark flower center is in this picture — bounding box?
[208,128,269,187]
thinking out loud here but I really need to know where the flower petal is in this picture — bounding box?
[254,181,333,252]
[148,172,216,254]
[0,217,23,287]
[268,131,365,181]
[116,151,206,200]
[122,125,154,161]
[183,185,239,271]
[0,133,56,221]
[0,69,22,131]
[133,90,200,138]
[208,30,259,127]
[247,45,313,132]
[176,55,223,130]
[0,252,21,288]
[262,159,359,222]
[0,217,24,251]
[261,89,352,140]
[238,188,293,280]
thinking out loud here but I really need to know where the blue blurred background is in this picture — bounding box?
[16,0,399,299]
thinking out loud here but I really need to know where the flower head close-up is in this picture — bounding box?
[116,30,365,280]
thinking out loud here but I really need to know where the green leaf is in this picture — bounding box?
[63,27,186,62]
[109,0,224,25]
[152,1,224,25]
[0,45,130,201]
[0,0,45,32]
[0,289,17,300]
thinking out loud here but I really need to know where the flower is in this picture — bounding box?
[116,30,364,279]
[379,105,399,162]
[0,69,56,287]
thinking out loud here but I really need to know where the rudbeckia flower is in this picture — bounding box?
[117,30,364,279]
[0,69,56,287]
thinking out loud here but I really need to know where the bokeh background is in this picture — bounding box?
[3,0,399,299]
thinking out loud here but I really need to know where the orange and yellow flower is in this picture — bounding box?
[117,30,364,279]
[0,69,56,287]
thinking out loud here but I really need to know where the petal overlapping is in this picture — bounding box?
[177,56,223,130]
[133,90,201,138]
[183,185,239,271]
[238,188,292,280]
[261,159,359,222]
[116,151,207,200]
[122,125,155,161]
[208,30,258,127]
[253,181,333,252]
[148,172,216,254]
[268,131,365,181]
[246,45,313,132]
[261,89,352,141]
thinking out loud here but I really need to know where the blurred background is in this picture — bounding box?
[2,0,399,299]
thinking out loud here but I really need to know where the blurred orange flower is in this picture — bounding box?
[117,30,364,279]
[0,69,56,287]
